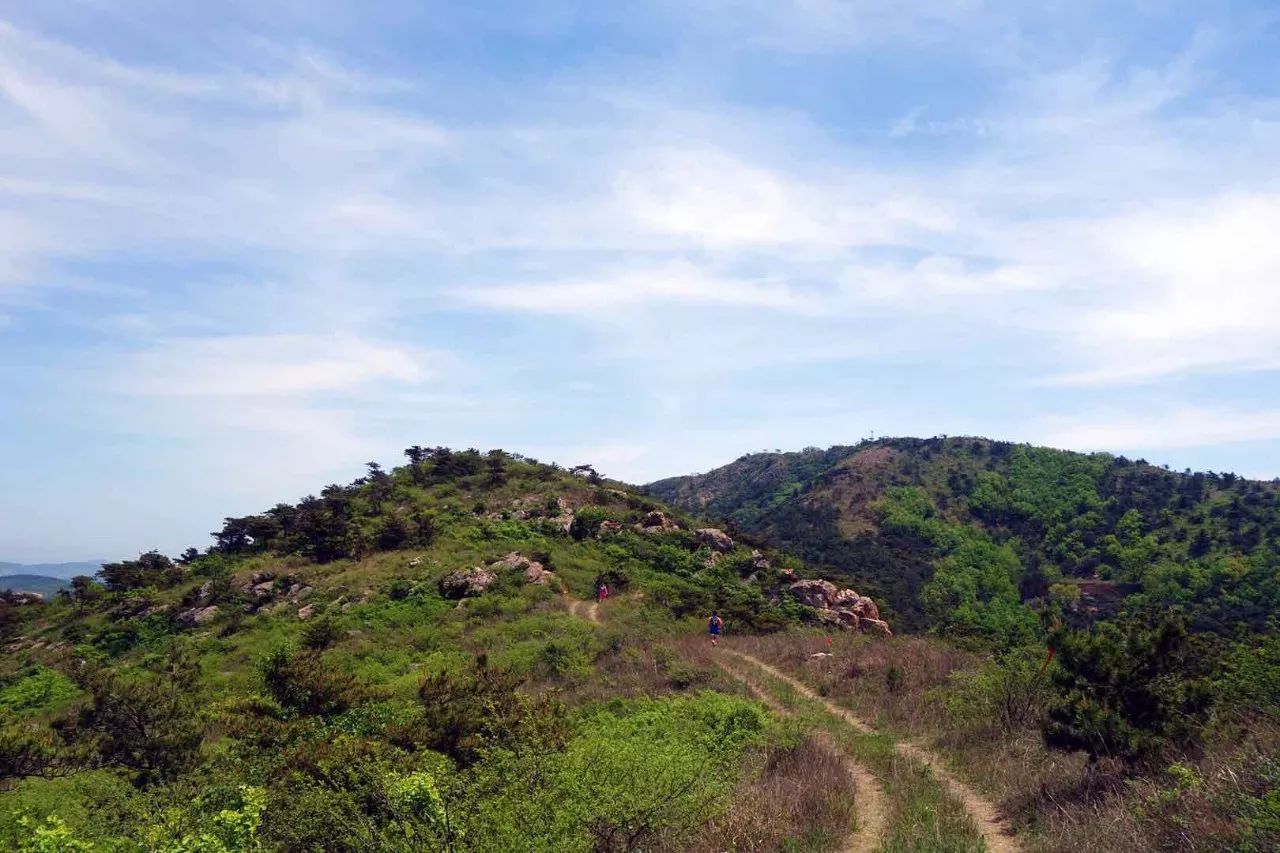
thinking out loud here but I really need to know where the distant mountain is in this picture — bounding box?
[0,560,107,580]
[0,573,68,597]
[647,436,1280,633]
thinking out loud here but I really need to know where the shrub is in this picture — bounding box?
[555,693,765,851]
[259,648,371,718]
[300,617,344,651]
[0,668,80,718]
[1044,614,1214,763]
[885,665,904,695]
[937,645,1055,732]
[408,657,569,767]
[1221,635,1280,721]
[16,815,93,853]
[59,649,206,786]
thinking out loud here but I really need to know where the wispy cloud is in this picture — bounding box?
[3,3,1280,558]
[1040,407,1280,455]
[116,335,433,397]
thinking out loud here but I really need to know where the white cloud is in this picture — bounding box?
[117,334,432,397]
[1050,194,1280,385]
[1040,407,1280,454]
[461,262,816,316]
[614,146,956,250]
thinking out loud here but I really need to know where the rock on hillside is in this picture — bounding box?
[787,578,890,635]
[440,552,556,598]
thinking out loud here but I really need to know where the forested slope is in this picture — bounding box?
[647,436,1280,635]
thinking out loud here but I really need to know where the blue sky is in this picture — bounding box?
[2,1,1280,562]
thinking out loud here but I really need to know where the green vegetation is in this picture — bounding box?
[647,436,1280,634]
[0,450,830,851]
[3,437,1278,851]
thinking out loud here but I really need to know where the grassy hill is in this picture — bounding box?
[0,450,854,851]
[647,436,1280,635]
[1,444,1276,852]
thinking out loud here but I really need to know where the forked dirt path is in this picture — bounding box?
[724,650,1022,853]
[712,654,887,853]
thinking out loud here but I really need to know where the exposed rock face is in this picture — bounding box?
[597,520,624,538]
[750,549,771,571]
[788,579,889,636]
[523,563,553,585]
[491,552,556,585]
[494,552,529,570]
[554,513,575,534]
[832,588,861,608]
[788,579,839,608]
[297,604,314,620]
[696,528,735,553]
[440,567,497,598]
[814,607,860,630]
[637,511,678,532]
[861,618,892,637]
[851,596,880,622]
[176,605,219,627]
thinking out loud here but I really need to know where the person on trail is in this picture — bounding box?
[707,611,724,646]
[597,582,609,603]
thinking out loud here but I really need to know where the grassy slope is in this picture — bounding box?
[0,456,860,852]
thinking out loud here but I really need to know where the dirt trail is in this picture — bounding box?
[564,596,601,624]
[712,654,887,853]
[724,650,1022,853]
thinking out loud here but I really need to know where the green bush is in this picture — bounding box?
[1044,615,1214,763]
[259,648,372,718]
[937,645,1055,731]
[300,617,344,651]
[0,668,80,718]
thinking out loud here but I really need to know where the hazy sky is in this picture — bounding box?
[2,1,1279,561]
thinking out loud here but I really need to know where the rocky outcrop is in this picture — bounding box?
[176,605,219,627]
[297,604,315,620]
[861,618,892,637]
[696,528,735,553]
[636,511,678,532]
[597,520,624,538]
[788,579,839,608]
[492,552,555,586]
[851,596,880,621]
[441,552,556,597]
[236,571,311,612]
[440,567,497,598]
[788,579,891,636]
[750,549,771,571]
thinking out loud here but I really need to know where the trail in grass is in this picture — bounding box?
[712,653,888,853]
[722,649,1022,853]
[563,595,601,623]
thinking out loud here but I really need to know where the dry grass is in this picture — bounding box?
[720,629,1280,853]
[656,735,856,852]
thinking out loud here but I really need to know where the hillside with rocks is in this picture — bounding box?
[0,448,898,851]
[1,442,1277,852]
